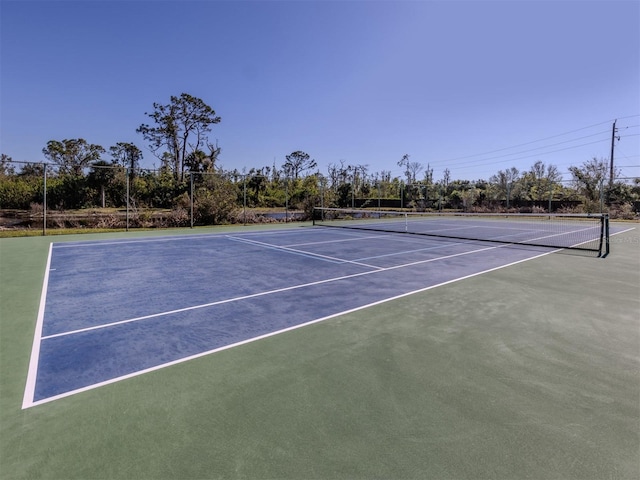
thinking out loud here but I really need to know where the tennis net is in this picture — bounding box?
[313,208,610,256]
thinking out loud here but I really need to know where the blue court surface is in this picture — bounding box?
[22,226,596,407]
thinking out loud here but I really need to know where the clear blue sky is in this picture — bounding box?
[1,0,639,182]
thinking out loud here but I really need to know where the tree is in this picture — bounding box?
[18,162,45,177]
[349,164,369,197]
[326,160,350,191]
[608,179,640,206]
[110,142,142,179]
[246,168,268,206]
[442,168,451,191]
[283,151,317,180]
[184,150,209,174]
[184,141,221,174]
[568,157,611,204]
[1,154,15,176]
[525,160,561,203]
[448,180,472,210]
[397,154,423,184]
[192,174,238,225]
[460,187,479,212]
[87,161,124,208]
[137,93,221,181]
[42,139,105,176]
[490,167,520,208]
[398,154,410,183]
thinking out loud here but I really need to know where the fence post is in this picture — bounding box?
[190,172,194,228]
[285,176,288,223]
[351,173,355,208]
[126,169,129,232]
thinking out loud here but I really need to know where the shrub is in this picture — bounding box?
[167,208,189,227]
[229,210,277,224]
[609,203,637,220]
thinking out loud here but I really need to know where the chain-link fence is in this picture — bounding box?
[0,163,316,234]
[1,161,638,234]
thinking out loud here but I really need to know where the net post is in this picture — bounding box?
[605,214,610,257]
[600,214,610,257]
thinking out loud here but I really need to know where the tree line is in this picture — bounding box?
[1,93,638,226]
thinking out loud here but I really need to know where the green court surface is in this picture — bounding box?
[1,224,639,479]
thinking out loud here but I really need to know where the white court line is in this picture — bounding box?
[226,235,383,270]
[40,242,500,341]
[284,228,500,262]
[482,224,599,246]
[22,243,53,409]
[613,226,636,235]
[24,245,561,409]
[51,228,307,249]
[283,234,389,247]
[51,234,226,248]
[352,242,467,262]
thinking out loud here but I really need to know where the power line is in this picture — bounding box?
[421,117,640,178]
[442,138,611,173]
[430,118,626,165]
[431,130,611,169]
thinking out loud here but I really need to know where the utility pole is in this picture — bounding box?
[609,119,618,191]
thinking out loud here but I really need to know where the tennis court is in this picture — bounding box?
[2,219,639,479]
[25,224,580,407]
